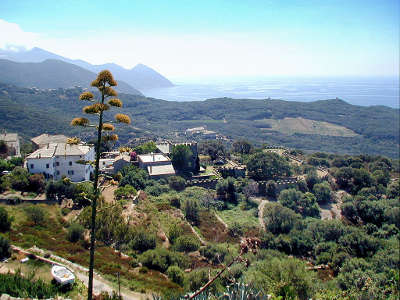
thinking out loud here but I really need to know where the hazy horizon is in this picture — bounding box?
[0,0,399,80]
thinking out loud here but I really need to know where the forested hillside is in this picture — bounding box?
[0,83,398,157]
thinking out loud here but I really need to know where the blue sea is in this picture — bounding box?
[142,77,399,108]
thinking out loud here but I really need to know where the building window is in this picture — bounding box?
[46,164,49,169]
[56,171,60,175]
[69,161,73,166]
[56,162,59,166]
[30,164,34,169]
[68,170,74,175]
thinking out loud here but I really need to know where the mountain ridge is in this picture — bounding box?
[0,47,174,90]
[0,59,143,95]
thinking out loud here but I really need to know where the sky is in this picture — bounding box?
[0,0,398,80]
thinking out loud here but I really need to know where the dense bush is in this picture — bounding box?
[28,174,45,193]
[67,223,84,243]
[129,230,156,252]
[139,248,188,272]
[144,183,170,196]
[0,207,12,232]
[8,167,29,191]
[279,189,320,218]
[244,256,317,300]
[168,176,186,191]
[216,177,237,203]
[168,223,183,244]
[114,184,137,200]
[228,222,243,238]
[174,235,200,252]
[183,199,200,225]
[265,180,277,198]
[0,271,57,298]
[246,152,291,180]
[200,244,229,264]
[312,182,332,204]
[263,202,301,234]
[119,165,150,190]
[24,205,45,225]
[0,235,11,259]
[166,265,184,286]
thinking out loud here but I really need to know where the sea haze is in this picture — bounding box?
[142,77,399,108]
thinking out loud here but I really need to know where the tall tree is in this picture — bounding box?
[70,70,131,300]
[171,144,193,171]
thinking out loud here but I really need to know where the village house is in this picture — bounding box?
[99,151,131,174]
[137,153,175,178]
[26,143,94,182]
[31,134,69,150]
[0,132,21,157]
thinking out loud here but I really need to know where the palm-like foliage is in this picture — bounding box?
[70,70,130,300]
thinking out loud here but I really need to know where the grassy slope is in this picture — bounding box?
[3,203,181,295]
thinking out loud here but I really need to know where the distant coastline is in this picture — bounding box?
[142,76,399,108]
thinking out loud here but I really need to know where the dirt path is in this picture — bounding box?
[187,223,207,245]
[250,196,271,231]
[256,200,268,231]
[76,270,145,300]
[214,212,228,231]
[11,245,146,300]
[320,189,346,220]
[102,185,117,204]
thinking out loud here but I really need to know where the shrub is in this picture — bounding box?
[266,180,277,198]
[114,184,137,200]
[67,223,84,243]
[24,205,45,225]
[9,167,29,192]
[0,207,12,232]
[170,196,181,209]
[168,223,183,244]
[183,199,200,225]
[200,244,229,264]
[129,230,156,252]
[61,207,71,216]
[174,235,200,252]
[144,183,169,196]
[263,202,301,234]
[166,265,184,286]
[28,174,45,193]
[0,235,11,259]
[168,176,186,191]
[139,248,188,272]
[228,222,243,238]
[313,182,332,204]
[0,271,57,298]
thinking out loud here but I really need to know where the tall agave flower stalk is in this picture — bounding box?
[70,70,131,300]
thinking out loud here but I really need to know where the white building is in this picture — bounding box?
[137,153,175,178]
[0,133,20,157]
[26,143,94,182]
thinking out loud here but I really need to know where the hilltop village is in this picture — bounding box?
[0,128,398,300]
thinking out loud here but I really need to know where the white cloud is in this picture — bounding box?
[0,19,40,51]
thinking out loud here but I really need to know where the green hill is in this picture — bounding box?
[0,83,398,157]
